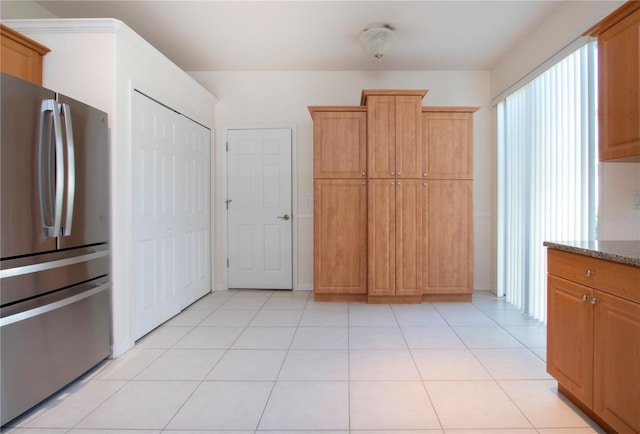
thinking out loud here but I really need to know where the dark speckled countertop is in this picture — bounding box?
[543,240,640,267]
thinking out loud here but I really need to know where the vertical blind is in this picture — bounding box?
[497,41,598,322]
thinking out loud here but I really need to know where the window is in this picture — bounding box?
[497,41,598,322]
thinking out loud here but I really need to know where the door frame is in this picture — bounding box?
[221,125,298,291]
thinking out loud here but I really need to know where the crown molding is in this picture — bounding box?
[2,18,126,34]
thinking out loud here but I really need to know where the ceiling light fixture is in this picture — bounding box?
[359,24,396,63]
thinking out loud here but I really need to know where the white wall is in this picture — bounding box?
[491,0,624,99]
[7,19,217,357]
[0,1,57,19]
[188,70,493,292]
[491,0,639,247]
[598,163,640,240]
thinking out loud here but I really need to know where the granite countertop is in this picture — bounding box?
[543,240,640,267]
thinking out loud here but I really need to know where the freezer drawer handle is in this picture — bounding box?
[0,282,109,327]
[39,99,65,238]
[0,249,110,279]
[61,103,76,236]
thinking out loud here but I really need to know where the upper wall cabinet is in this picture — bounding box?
[0,24,49,85]
[363,90,427,178]
[586,2,640,161]
[422,107,478,180]
[309,107,367,178]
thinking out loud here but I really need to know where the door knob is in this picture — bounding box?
[277,214,290,221]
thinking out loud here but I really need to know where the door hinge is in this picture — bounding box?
[227,258,229,267]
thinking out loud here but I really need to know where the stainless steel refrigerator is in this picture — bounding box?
[0,73,111,426]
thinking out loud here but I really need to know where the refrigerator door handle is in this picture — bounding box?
[38,99,65,238]
[61,103,75,236]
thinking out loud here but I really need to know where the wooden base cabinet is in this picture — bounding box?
[547,274,594,406]
[314,179,367,300]
[547,249,640,434]
[422,180,473,300]
[368,179,422,301]
[593,291,640,434]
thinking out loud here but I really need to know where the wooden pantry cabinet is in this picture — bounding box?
[310,90,476,303]
[586,2,640,161]
[310,107,368,300]
[547,249,640,434]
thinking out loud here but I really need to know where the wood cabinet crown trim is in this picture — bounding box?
[584,0,640,36]
[0,24,50,55]
[308,106,367,118]
[360,89,428,105]
[422,106,480,113]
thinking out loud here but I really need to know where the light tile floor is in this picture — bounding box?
[2,290,606,434]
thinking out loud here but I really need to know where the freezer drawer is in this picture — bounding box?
[0,279,111,426]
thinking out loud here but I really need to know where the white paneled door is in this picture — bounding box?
[132,91,211,341]
[227,128,292,289]
[180,115,211,309]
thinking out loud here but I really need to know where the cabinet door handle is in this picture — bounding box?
[581,294,588,301]
[390,171,395,176]
[397,181,401,186]
[397,171,401,176]
[362,171,366,176]
[423,172,428,177]
[423,182,427,186]
[590,297,597,305]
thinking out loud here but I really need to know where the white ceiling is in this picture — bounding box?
[30,0,563,72]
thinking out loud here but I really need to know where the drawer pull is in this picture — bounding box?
[585,269,593,277]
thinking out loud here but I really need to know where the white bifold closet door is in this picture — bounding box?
[132,91,211,341]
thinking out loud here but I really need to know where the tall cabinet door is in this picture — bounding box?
[367,94,423,179]
[422,180,473,295]
[422,111,474,179]
[395,95,423,179]
[367,96,396,178]
[593,290,640,434]
[314,179,367,295]
[368,179,396,295]
[313,109,366,178]
[597,8,640,161]
[395,179,422,295]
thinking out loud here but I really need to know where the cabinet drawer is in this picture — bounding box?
[547,249,640,303]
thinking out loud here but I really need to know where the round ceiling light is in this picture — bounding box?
[359,24,396,62]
